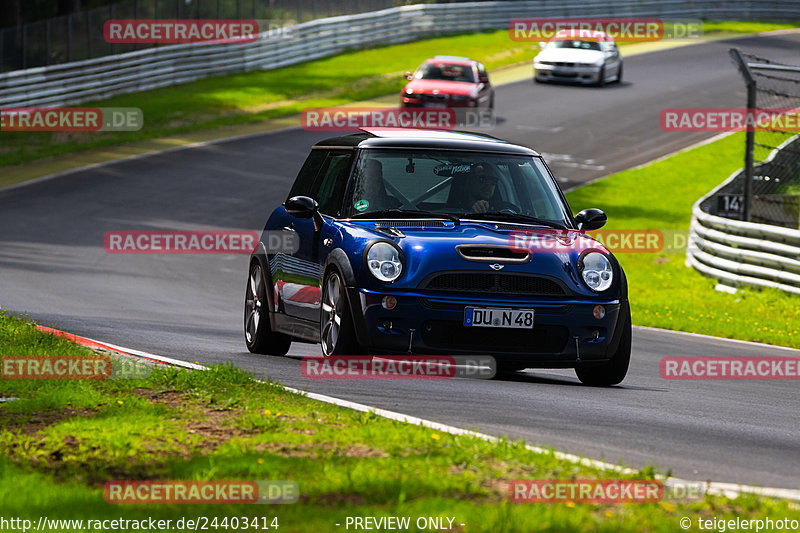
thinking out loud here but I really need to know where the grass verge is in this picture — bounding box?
[566,133,800,348]
[1,313,799,532]
[1,21,797,170]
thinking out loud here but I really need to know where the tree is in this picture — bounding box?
[0,0,22,29]
[57,0,82,17]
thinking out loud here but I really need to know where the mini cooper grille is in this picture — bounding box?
[374,220,447,228]
[421,272,566,296]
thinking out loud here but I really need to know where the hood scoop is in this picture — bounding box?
[374,220,447,228]
[456,244,531,264]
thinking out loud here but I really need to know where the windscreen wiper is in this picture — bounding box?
[351,209,460,224]
[463,211,567,230]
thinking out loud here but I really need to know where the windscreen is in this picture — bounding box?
[347,149,572,225]
[552,40,602,51]
[416,63,475,82]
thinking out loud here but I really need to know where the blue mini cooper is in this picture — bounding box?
[245,129,631,385]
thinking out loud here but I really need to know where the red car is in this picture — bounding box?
[401,56,494,109]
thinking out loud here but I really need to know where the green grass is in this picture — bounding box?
[565,133,800,348]
[702,21,800,34]
[2,21,797,169]
[1,318,799,532]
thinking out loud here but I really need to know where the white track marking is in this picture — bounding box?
[63,330,800,503]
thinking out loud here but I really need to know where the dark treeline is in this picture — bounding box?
[1,0,115,28]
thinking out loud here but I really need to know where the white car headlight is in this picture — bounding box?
[579,252,613,292]
[366,242,403,283]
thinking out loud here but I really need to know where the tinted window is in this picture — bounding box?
[311,152,353,216]
[288,150,326,200]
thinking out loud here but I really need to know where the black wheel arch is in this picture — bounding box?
[324,248,370,348]
[249,243,278,330]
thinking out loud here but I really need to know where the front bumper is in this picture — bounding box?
[534,65,601,84]
[401,96,477,108]
[348,287,624,366]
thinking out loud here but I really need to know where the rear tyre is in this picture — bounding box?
[575,305,631,386]
[320,269,359,356]
[245,262,291,355]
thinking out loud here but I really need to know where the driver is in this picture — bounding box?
[462,163,513,213]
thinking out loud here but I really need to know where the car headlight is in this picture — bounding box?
[578,252,613,292]
[451,95,467,101]
[366,242,404,283]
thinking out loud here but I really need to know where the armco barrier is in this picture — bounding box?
[3,0,800,107]
[687,139,800,296]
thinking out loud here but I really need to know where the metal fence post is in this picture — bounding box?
[22,24,27,69]
[730,48,756,222]
[67,14,72,62]
[87,10,92,59]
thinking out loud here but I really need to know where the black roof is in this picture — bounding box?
[314,129,540,156]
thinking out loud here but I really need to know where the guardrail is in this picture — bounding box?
[3,0,800,107]
[687,137,800,296]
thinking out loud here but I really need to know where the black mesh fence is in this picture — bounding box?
[0,0,411,72]
[703,49,800,230]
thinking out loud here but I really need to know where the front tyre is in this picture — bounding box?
[595,66,606,87]
[245,262,291,355]
[320,269,359,356]
[575,305,631,386]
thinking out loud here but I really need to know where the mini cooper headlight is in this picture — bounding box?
[579,252,613,292]
[366,242,403,283]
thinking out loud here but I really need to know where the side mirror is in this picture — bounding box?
[285,195,324,231]
[538,42,547,50]
[479,75,489,84]
[404,71,413,80]
[574,208,607,231]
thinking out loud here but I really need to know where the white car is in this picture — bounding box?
[533,29,622,86]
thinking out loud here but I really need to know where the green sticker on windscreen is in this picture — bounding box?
[355,200,369,211]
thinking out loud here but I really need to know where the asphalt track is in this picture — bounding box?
[2,33,800,489]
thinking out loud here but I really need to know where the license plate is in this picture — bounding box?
[423,102,447,108]
[464,308,534,329]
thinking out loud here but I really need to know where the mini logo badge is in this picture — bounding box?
[489,263,504,270]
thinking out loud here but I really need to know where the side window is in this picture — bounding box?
[311,152,353,216]
[287,150,326,200]
[477,63,488,81]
